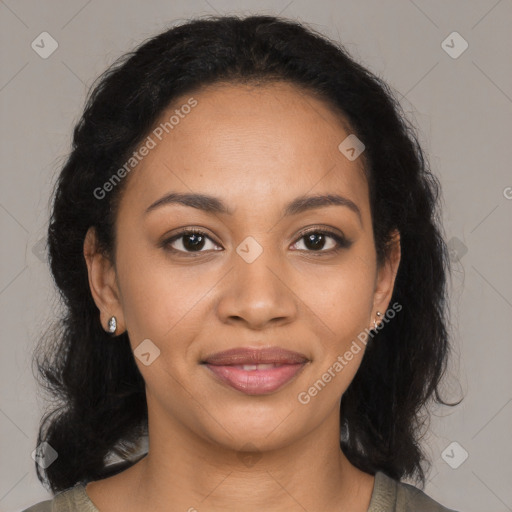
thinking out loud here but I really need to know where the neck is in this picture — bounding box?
[111,404,374,512]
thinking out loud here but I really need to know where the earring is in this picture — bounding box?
[373,311,382,330]
[107,316,117,335]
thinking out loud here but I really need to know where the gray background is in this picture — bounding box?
[1,1,511,511]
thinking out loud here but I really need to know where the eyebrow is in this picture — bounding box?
[145,192,362,225]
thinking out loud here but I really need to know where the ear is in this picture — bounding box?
[83,226,125,334]
[370,229,401,327]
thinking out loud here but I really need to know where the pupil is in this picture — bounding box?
[305,233,324,250]
[184,233,205,251]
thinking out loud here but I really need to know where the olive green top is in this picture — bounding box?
[21,471,459,511]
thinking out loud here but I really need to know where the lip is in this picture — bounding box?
[201,346,310,395]
[202,346,309,365]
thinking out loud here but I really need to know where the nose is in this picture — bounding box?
[215,247,298,330]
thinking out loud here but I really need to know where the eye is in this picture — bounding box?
[161,228,221,255]
[161,226,352,257]
[291,227,352,254]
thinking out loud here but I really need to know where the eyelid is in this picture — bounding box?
[294,225,348,242]
[291,225,352,252]
[160,227,221,254]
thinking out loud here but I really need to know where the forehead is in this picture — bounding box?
[118,81,369,220]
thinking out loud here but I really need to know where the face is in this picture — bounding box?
[85,81,400,453]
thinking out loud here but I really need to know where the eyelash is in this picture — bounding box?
[161,227,352,257]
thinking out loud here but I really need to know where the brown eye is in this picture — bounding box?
[291,228,352,253]
[163,229,220,254]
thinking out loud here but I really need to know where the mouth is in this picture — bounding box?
[201,346,309,395]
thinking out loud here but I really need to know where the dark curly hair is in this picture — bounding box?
[33,13,461,494]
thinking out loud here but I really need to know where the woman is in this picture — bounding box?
[24,14,462,512]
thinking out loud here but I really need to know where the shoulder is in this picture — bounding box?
[396,479,459,512]
[20,499,52,512]
[20,483,99,512]
[369,471,461,512]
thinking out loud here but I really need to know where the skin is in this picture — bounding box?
[83,81,401,512]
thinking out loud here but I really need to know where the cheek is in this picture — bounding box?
[297,272,374,405]
[292,254,376,400]
[296,256,375,341]
[115,241,217,349]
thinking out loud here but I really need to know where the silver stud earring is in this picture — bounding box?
[107,316,117,335]
[373,311,382,330]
